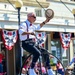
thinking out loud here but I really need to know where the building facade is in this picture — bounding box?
[0,0,75,75]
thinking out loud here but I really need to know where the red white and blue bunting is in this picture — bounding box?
[36,32,47,47]
[2,30,18,50]
[59,32,71,50]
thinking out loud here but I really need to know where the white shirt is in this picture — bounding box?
[19,20,40,41]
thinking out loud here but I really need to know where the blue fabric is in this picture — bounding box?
[57,69,64,75]
[69,58,74,66]
[0,63,3,73]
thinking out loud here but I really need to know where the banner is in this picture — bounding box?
[36,32,47,47]
[59,32,71,50]
[2,30,18,50]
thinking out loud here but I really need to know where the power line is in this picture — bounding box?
[36,0,46,11]
[7,0,16,9]
[60,0,72,14]
[36,0,73,15]
[60,0,75,23]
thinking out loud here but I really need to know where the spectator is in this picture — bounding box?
[22,56,32,74]
[56,61,64,75]
[0,50,5,73]
[66,56,75,73]
[68,57,75,67]
[34,62,46,75]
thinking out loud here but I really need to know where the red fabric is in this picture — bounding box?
[30,24,32,26]
[0,53,4,63]
[56,63,63,69]
[42,67,46,73]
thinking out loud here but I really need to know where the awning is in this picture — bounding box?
[0,0,49,8]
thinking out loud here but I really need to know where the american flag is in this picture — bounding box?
[36,32,47,47]
[59,32,71,50]
[2,30,18,50]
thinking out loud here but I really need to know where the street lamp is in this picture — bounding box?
[15,0,23,25]
[15,0,23,74]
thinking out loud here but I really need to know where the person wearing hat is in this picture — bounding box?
[19,12,54,75]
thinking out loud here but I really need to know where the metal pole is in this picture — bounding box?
[74,14,75,24]
[74,15,75,75]
[17,8,21,26]
[39,55,43,75]
[17,7,22,74]
[74,53,75,75]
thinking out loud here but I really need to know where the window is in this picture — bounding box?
[51,40,61,59]
[35,9,42,17]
